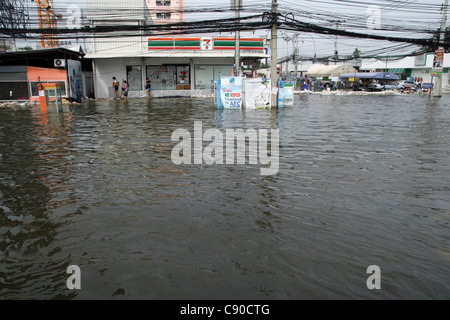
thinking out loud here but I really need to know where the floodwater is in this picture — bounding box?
[0,94,449,300]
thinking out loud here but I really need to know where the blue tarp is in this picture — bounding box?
[339,72,399,80]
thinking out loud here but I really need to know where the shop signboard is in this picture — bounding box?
[220,77,242,109]
[200,37,213,50]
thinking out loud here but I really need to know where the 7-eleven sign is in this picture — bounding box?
[201,37,213,50]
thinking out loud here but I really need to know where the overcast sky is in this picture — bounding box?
[22,0,450,58]
[183,0,448,59]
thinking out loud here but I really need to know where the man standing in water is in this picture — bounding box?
[146,77,152,100]
[112,77,120,99]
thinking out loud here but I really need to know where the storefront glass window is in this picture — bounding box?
[147,65,176,90]
[30,81,66,97]
[213,65,232,80]
[194,66,213,89]
[194,65,232,89]
[0,82,29,100]
[147,65,190,90]
[126,66,142,91]
[176,66,190,85]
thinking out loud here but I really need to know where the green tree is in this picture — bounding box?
[18,46,33,51]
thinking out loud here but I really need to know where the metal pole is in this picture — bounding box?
[334,21,340,64]
[294,35,298,89]
[235,0,240,76]
[285,35,290,78]
[434,0,449,97]
[270,0,278,108]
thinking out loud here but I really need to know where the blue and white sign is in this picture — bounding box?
[278,88,294,108]
[220,77,243,109]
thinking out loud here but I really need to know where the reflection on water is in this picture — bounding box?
[0,95,449,299]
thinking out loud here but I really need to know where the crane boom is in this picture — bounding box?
[33,0,60,49]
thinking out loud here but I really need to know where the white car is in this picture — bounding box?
[368,82,383,91]
[383,83,399,90]
[397,81,417,91]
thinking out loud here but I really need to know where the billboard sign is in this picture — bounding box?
[68,59,83,101]
[220,77,243,109]
[432,49,445,77]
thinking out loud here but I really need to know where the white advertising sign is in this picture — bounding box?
[243,78,271,109]
[220,77,243,108]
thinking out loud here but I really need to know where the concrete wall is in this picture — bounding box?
[411,68,450,88]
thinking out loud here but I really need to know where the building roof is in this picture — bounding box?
[306,64,357,77]
[85,50,269,59]
[0,46,91,70]
[361,52,450,70]
[0,46,85,58]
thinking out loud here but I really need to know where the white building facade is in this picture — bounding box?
[86,0,268,99]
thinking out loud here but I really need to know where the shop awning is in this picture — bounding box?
[85,50,269,59]
[306,65,357,77]
[388,68,404,74]
[339,72,399,80]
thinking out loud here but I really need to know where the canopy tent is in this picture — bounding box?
[307,65,357,78]
[339,72,399,81]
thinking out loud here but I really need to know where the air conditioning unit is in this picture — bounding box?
[54,59,66,67]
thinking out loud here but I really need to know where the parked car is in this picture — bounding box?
[368,81,383,92]
[383,83,399,90]
[397,80,417,91]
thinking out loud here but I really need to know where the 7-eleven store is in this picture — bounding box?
[87,37,268,99]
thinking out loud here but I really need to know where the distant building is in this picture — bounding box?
[146,0,184,33]
[361,52,450,91]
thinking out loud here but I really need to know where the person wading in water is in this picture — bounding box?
[146,77,153,100]
[112,77,120,99]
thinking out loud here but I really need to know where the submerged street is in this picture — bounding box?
[0,94,449,299]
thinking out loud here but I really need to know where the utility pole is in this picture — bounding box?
[234,0,241,76]
[270,0,278,108]
[434,0,449,97]
[285,35,290,78]
[334,21,341,64]
[294,34,299,89]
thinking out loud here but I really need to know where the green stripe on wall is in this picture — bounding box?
[175,41,201,47]
[214,41,234,47]
[148,41,173,47]
[214,41,263,47]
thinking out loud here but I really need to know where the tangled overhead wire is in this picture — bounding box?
[1,1,448,60]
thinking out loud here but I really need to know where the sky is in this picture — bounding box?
[14,0,450,59]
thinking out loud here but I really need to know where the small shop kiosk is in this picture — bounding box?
[38,83,63,114]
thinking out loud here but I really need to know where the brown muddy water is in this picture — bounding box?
[0,94,449,299]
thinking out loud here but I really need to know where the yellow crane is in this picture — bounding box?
[31,0,62,49]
